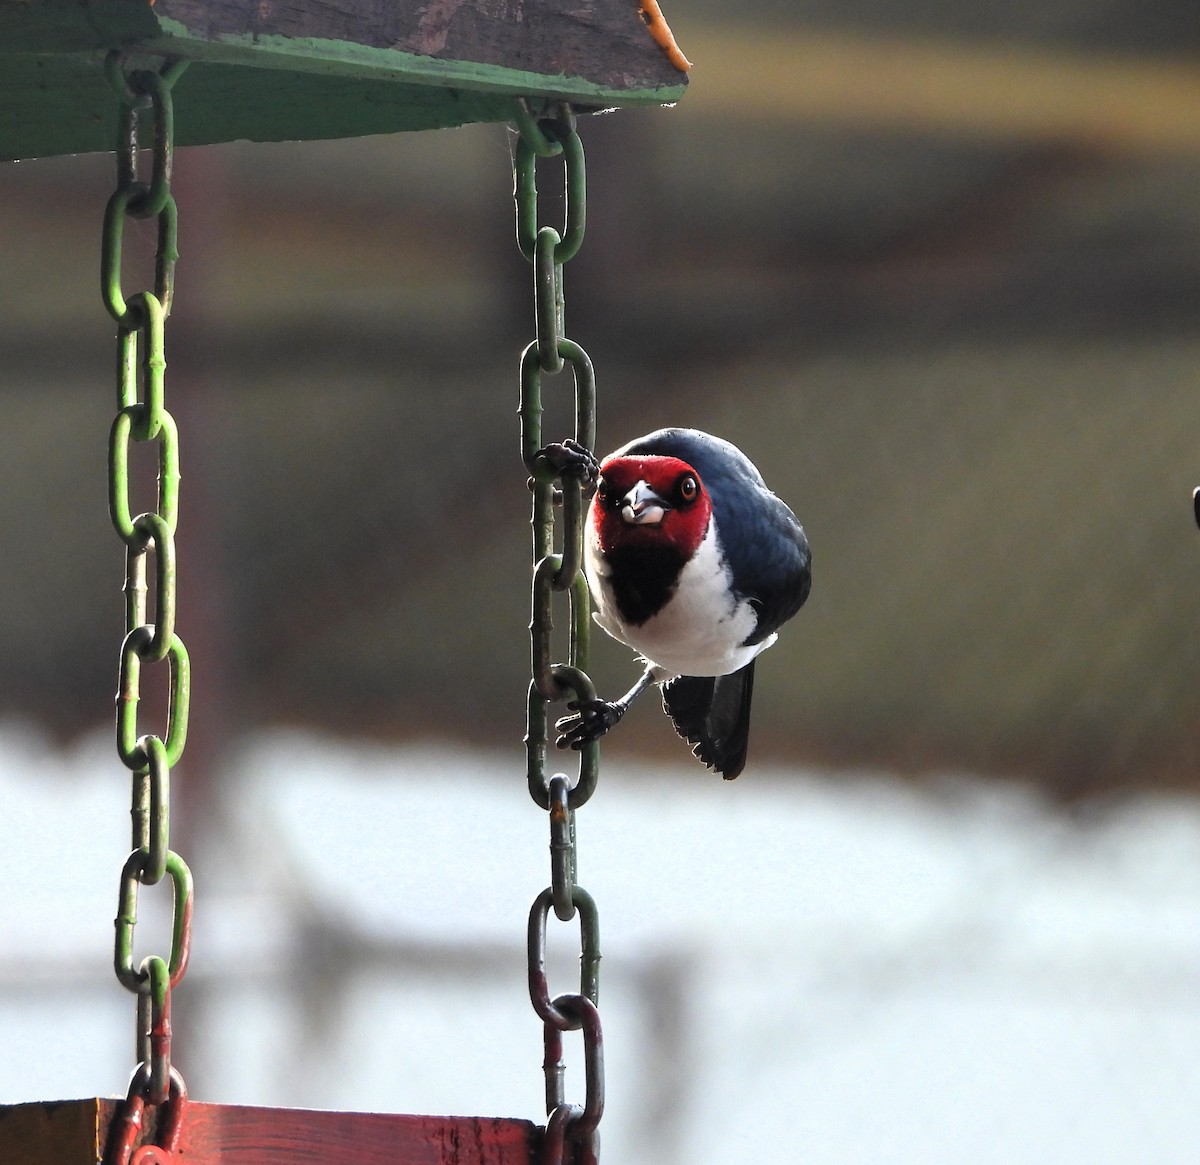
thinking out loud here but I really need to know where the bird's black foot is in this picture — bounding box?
[534,439,601,495]
[555,698,626,749]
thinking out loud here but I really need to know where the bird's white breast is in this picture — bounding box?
[586,521,772,678]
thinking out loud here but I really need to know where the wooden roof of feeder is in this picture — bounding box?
[0,0,690,160]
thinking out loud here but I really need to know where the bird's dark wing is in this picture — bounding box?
[661,661,756,780]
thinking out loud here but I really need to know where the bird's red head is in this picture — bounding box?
[591,454,712,557]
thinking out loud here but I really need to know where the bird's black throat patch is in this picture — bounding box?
[603,542,687,626]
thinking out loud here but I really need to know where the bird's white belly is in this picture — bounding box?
[588,523,771,678]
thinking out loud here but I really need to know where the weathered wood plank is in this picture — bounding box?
[0,1098,105,1165]
[176,1104,540,1163]
[0,1098,542,1163]
[157,0,682,90]
[0,0,688,160]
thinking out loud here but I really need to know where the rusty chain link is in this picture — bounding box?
[101,52,194,1163]
[514,98,605,1165]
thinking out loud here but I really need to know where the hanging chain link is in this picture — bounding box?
[514,99,605,1165]
[101,52,194,1163]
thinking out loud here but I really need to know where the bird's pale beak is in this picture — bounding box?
[621,480,669,525]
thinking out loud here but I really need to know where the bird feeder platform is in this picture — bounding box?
[0,1,688,1158]
[0,0,689,160]
[0,1096,540,1163]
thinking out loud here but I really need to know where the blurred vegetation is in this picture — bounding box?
[3,7,1200,798]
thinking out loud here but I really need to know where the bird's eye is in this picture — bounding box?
[678,475,699,503]
[596,479,617,508]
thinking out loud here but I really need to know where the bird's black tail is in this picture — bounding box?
[661,661,755,780]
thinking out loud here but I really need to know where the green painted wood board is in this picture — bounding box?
[0,0,688,159]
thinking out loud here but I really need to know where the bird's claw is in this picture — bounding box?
[534,439,601,496]
[555,698,626,749]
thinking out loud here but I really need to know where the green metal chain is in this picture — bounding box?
[514,98,605,1165]
[101,53,195,1135]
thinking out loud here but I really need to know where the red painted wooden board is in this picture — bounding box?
[0,1098,540,1164]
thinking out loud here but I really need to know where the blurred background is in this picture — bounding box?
[4,1,1200,1161]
